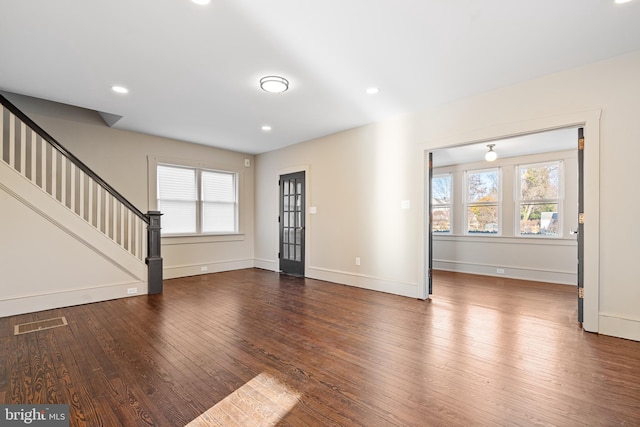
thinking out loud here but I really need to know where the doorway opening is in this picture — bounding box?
[279,171,306,277]
[426,126,586,323]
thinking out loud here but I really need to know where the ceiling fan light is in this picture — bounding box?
[485,144,497,162]
[260,76,289,93]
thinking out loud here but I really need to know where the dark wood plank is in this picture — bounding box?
[1,269,639,426]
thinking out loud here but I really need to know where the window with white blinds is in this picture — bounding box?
[157,164,238,235]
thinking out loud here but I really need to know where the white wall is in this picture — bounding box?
[433,150,578,285]
[255,49,640,341]
[255,122,422,297]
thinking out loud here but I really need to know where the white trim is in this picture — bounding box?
[431,172,453,233]
[433,260,577,285]
[422,110,601,332]
[161,233,245,245]
[599,313,640,342]
[163,259,254,279]
[252,260,427,296]
[147,155,246,235]
[515,160,564,237]
[254,258,278,271]
[307,266,418,298]
[156,163,239,235]
[433,234,577,246]
[582,116,601,333]
[419,153,430,299]
[463,167,502,235]
[0,280,146,318]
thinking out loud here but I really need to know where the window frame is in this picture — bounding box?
[156,162,239,237]
[431,173,453,234]
[515,160,564,238]
[464,167,502,236]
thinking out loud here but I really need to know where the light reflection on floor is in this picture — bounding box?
[185,372,300,427]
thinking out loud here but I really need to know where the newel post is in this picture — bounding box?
[146,210,163,294]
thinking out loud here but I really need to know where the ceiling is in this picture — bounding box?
[1,0,639,155]
[432,127,580,167]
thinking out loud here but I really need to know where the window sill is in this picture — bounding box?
[161,233,245,245]
[433,234,577,246]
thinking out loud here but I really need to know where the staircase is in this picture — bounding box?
[0,94,161,317]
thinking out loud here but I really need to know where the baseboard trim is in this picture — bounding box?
[254,258,277,271]
[251,259,419,297]
[434,260,576,285]
[0,280,147,318]
[307,266,418,298]
[598,313,640,342]
[163,259,255,279]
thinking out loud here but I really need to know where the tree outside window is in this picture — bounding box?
[465,168,500,234]
[432,174,452,233]
[517,162,562,236]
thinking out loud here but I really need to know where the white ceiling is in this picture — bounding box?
[1,0,639,155]
[432,127,580,167]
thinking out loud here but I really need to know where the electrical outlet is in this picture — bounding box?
[201,266,208,272]
[127,287,138,295]
[355,257,361,266]
[497,268,505,274]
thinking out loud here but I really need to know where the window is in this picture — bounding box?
[432,174,452,233]
[157,164,237,235]
[465,168,500,234]
[517,161,562,237]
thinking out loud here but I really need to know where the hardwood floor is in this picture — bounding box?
[1,269,639,426]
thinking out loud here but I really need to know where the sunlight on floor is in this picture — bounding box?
[185,372,301,427]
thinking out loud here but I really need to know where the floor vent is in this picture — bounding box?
[14,317,68,335]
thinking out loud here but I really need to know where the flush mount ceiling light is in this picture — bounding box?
[111,85,129,94]
[485,144,497,162]
[614,0,633,4]
[260,76,289,93]
[366,87,379,94]
[191,0,211,5]
[261,125,272,132]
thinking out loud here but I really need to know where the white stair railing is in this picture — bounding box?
[0,102,147,262]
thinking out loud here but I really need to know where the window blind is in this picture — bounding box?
[157,165,197,234]
[157,164,237,235]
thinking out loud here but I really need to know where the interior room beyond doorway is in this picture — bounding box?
[429,127,579,291]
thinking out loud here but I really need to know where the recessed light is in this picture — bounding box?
[192,0,210,5]
[111,85,129,94]
[366,87,379,94]
[261,125,272,132]
[260,76,289,93]
[615,0,633,3]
